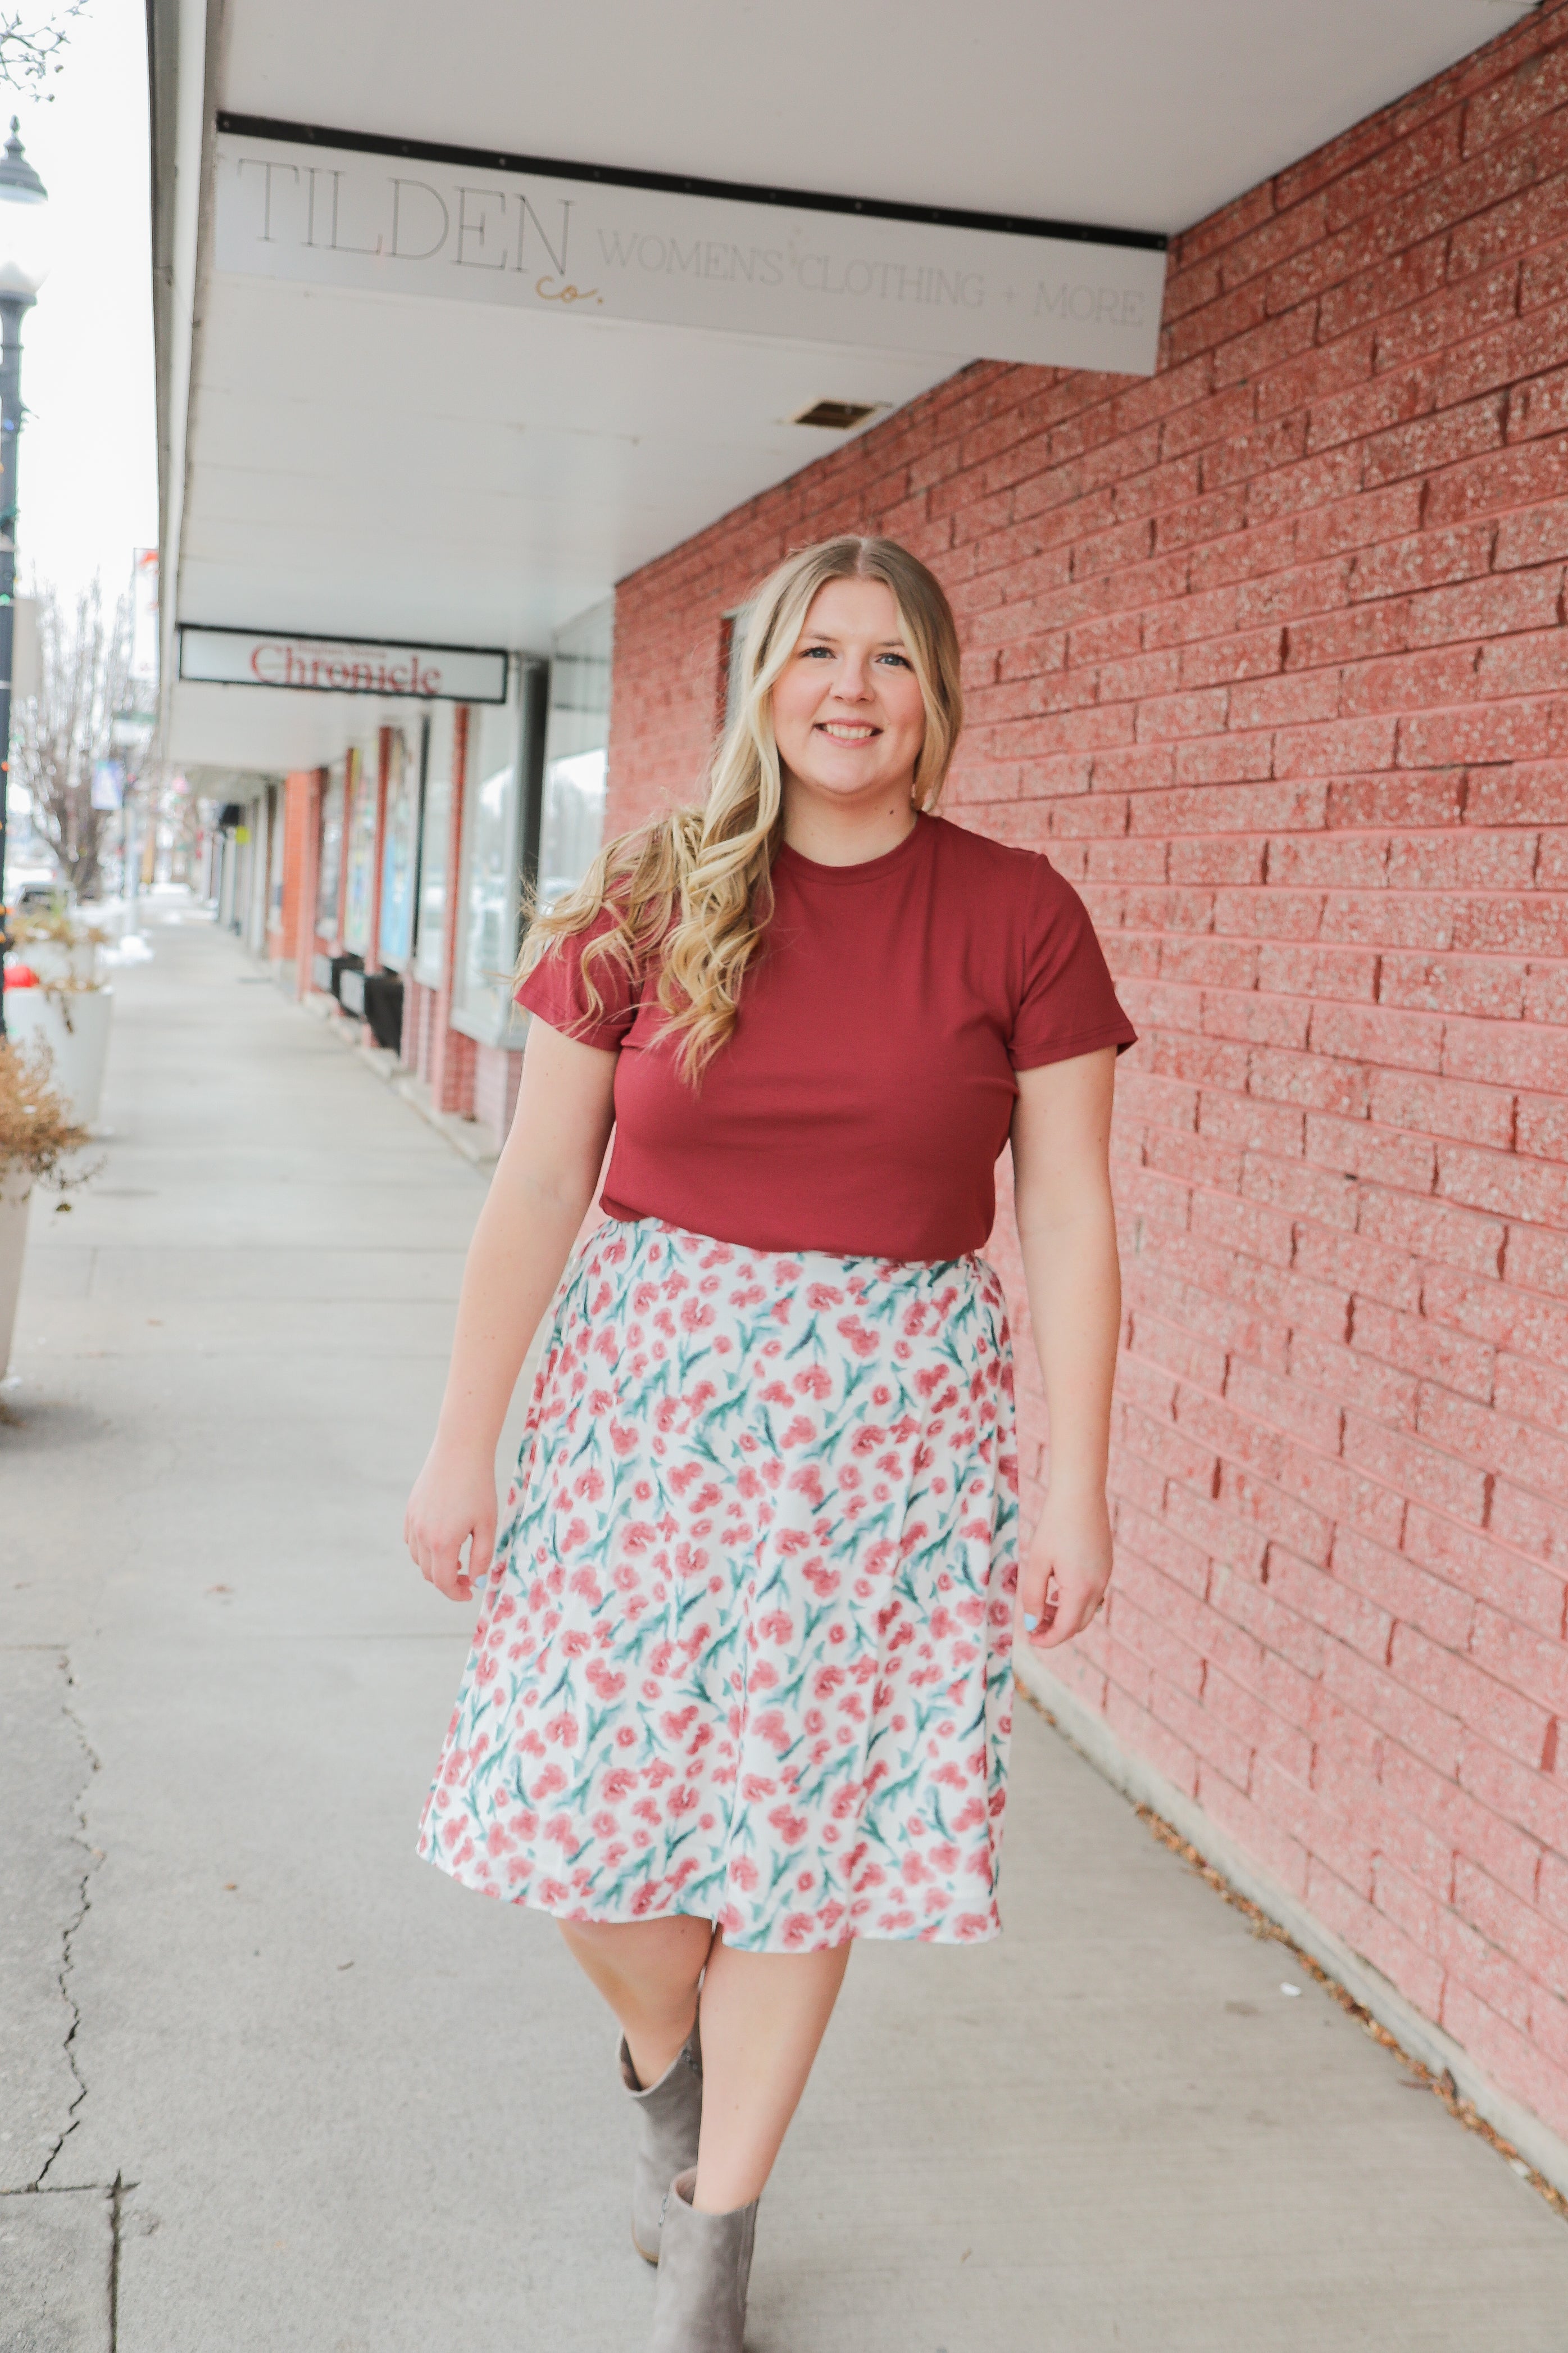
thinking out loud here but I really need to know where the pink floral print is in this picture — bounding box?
[419,1218,1020,1951]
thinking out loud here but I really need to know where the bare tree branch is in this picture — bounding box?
[0,3,89,95]
[14,577,144,899]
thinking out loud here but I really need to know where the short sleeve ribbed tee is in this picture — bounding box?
[516,813,1135,1261]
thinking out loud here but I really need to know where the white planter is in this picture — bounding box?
[0,1173,31,1379]
[23,938,99,986]
[4,986,115,1126]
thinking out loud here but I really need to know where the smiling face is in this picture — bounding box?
[769,575,928,817]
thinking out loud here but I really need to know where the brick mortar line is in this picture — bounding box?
[946,536,1568,605]
[1112,953,1568,979]
[1124,1270,1568,1327]
[927,410,1568,492]
[931,520,1568,596]
[935,382,1568,500]
[1104,1522,1562,1669]
[1084,841,1566,854]
[1105,885,1568,894]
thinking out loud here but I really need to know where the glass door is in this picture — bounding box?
[538,599,613,908]
[315,762,346,940]
[341,745,378,958]
[411,703,456,990]
[451,661,543,1049]
[378,719,426,972]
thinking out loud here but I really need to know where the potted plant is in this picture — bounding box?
[2,902,115,1126]
[13,899,108,983]
[0,1034,92,1381]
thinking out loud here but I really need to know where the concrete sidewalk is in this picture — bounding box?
[3,904,1566,2353]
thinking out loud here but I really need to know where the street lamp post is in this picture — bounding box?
[0,118,48,1042]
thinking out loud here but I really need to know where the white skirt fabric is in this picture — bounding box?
[419,1217,1020,1951]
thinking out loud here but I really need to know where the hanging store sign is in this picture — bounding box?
[212,119,1167,377]
[178,625,509,704]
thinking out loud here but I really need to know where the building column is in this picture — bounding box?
[427,705,475,1117]
[290,769,323,1001]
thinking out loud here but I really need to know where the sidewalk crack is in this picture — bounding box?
[109,2171,125,2351]
[32,1654,103,2190]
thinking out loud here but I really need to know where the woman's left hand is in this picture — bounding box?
[1017,1485,1113,1650]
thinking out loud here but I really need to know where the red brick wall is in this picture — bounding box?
[289,769,324,1000]
[473,1038,523,1151]
[605,3,1568,2141]
[278,770,319,984]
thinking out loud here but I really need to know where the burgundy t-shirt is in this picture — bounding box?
[517,813,1135,1261]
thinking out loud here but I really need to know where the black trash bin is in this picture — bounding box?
[362,971,405,1054]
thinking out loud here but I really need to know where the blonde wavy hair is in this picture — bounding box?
[517,534,963,1080]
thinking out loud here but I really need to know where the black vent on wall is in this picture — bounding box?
[792,400,880,430]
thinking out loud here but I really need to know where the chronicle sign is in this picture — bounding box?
[178,624,509,703]
[212,128,1167,376]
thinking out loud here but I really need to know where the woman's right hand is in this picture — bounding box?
[404,1440,498,1603]
[399,1021,615,1607]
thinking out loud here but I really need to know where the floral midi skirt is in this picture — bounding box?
[418,1217,1020,1952]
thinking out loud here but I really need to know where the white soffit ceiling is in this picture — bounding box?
[170,275,958,764]
[173,0,1534,770]
[222,0,1532,239]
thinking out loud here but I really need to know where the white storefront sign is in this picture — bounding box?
[212,126,1167,377]
[178,624,509,704]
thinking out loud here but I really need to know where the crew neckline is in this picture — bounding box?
[774,811,936,886]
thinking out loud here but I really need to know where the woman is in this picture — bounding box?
[406,535,1134,2350]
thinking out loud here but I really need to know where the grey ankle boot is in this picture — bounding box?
[648,2169,757,2353]
[622,2030,703,2263]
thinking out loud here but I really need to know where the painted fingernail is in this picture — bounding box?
[1023,1612,1039,1631]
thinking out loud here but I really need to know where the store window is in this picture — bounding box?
[315,761,346,937]
[538,599,613,908]
[378,720,426,971]
[451,661,546,1049]
[411,703,457,990]
[341,745,378,957]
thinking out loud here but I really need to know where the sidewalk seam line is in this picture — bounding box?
[1015,1652,1568,2222]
